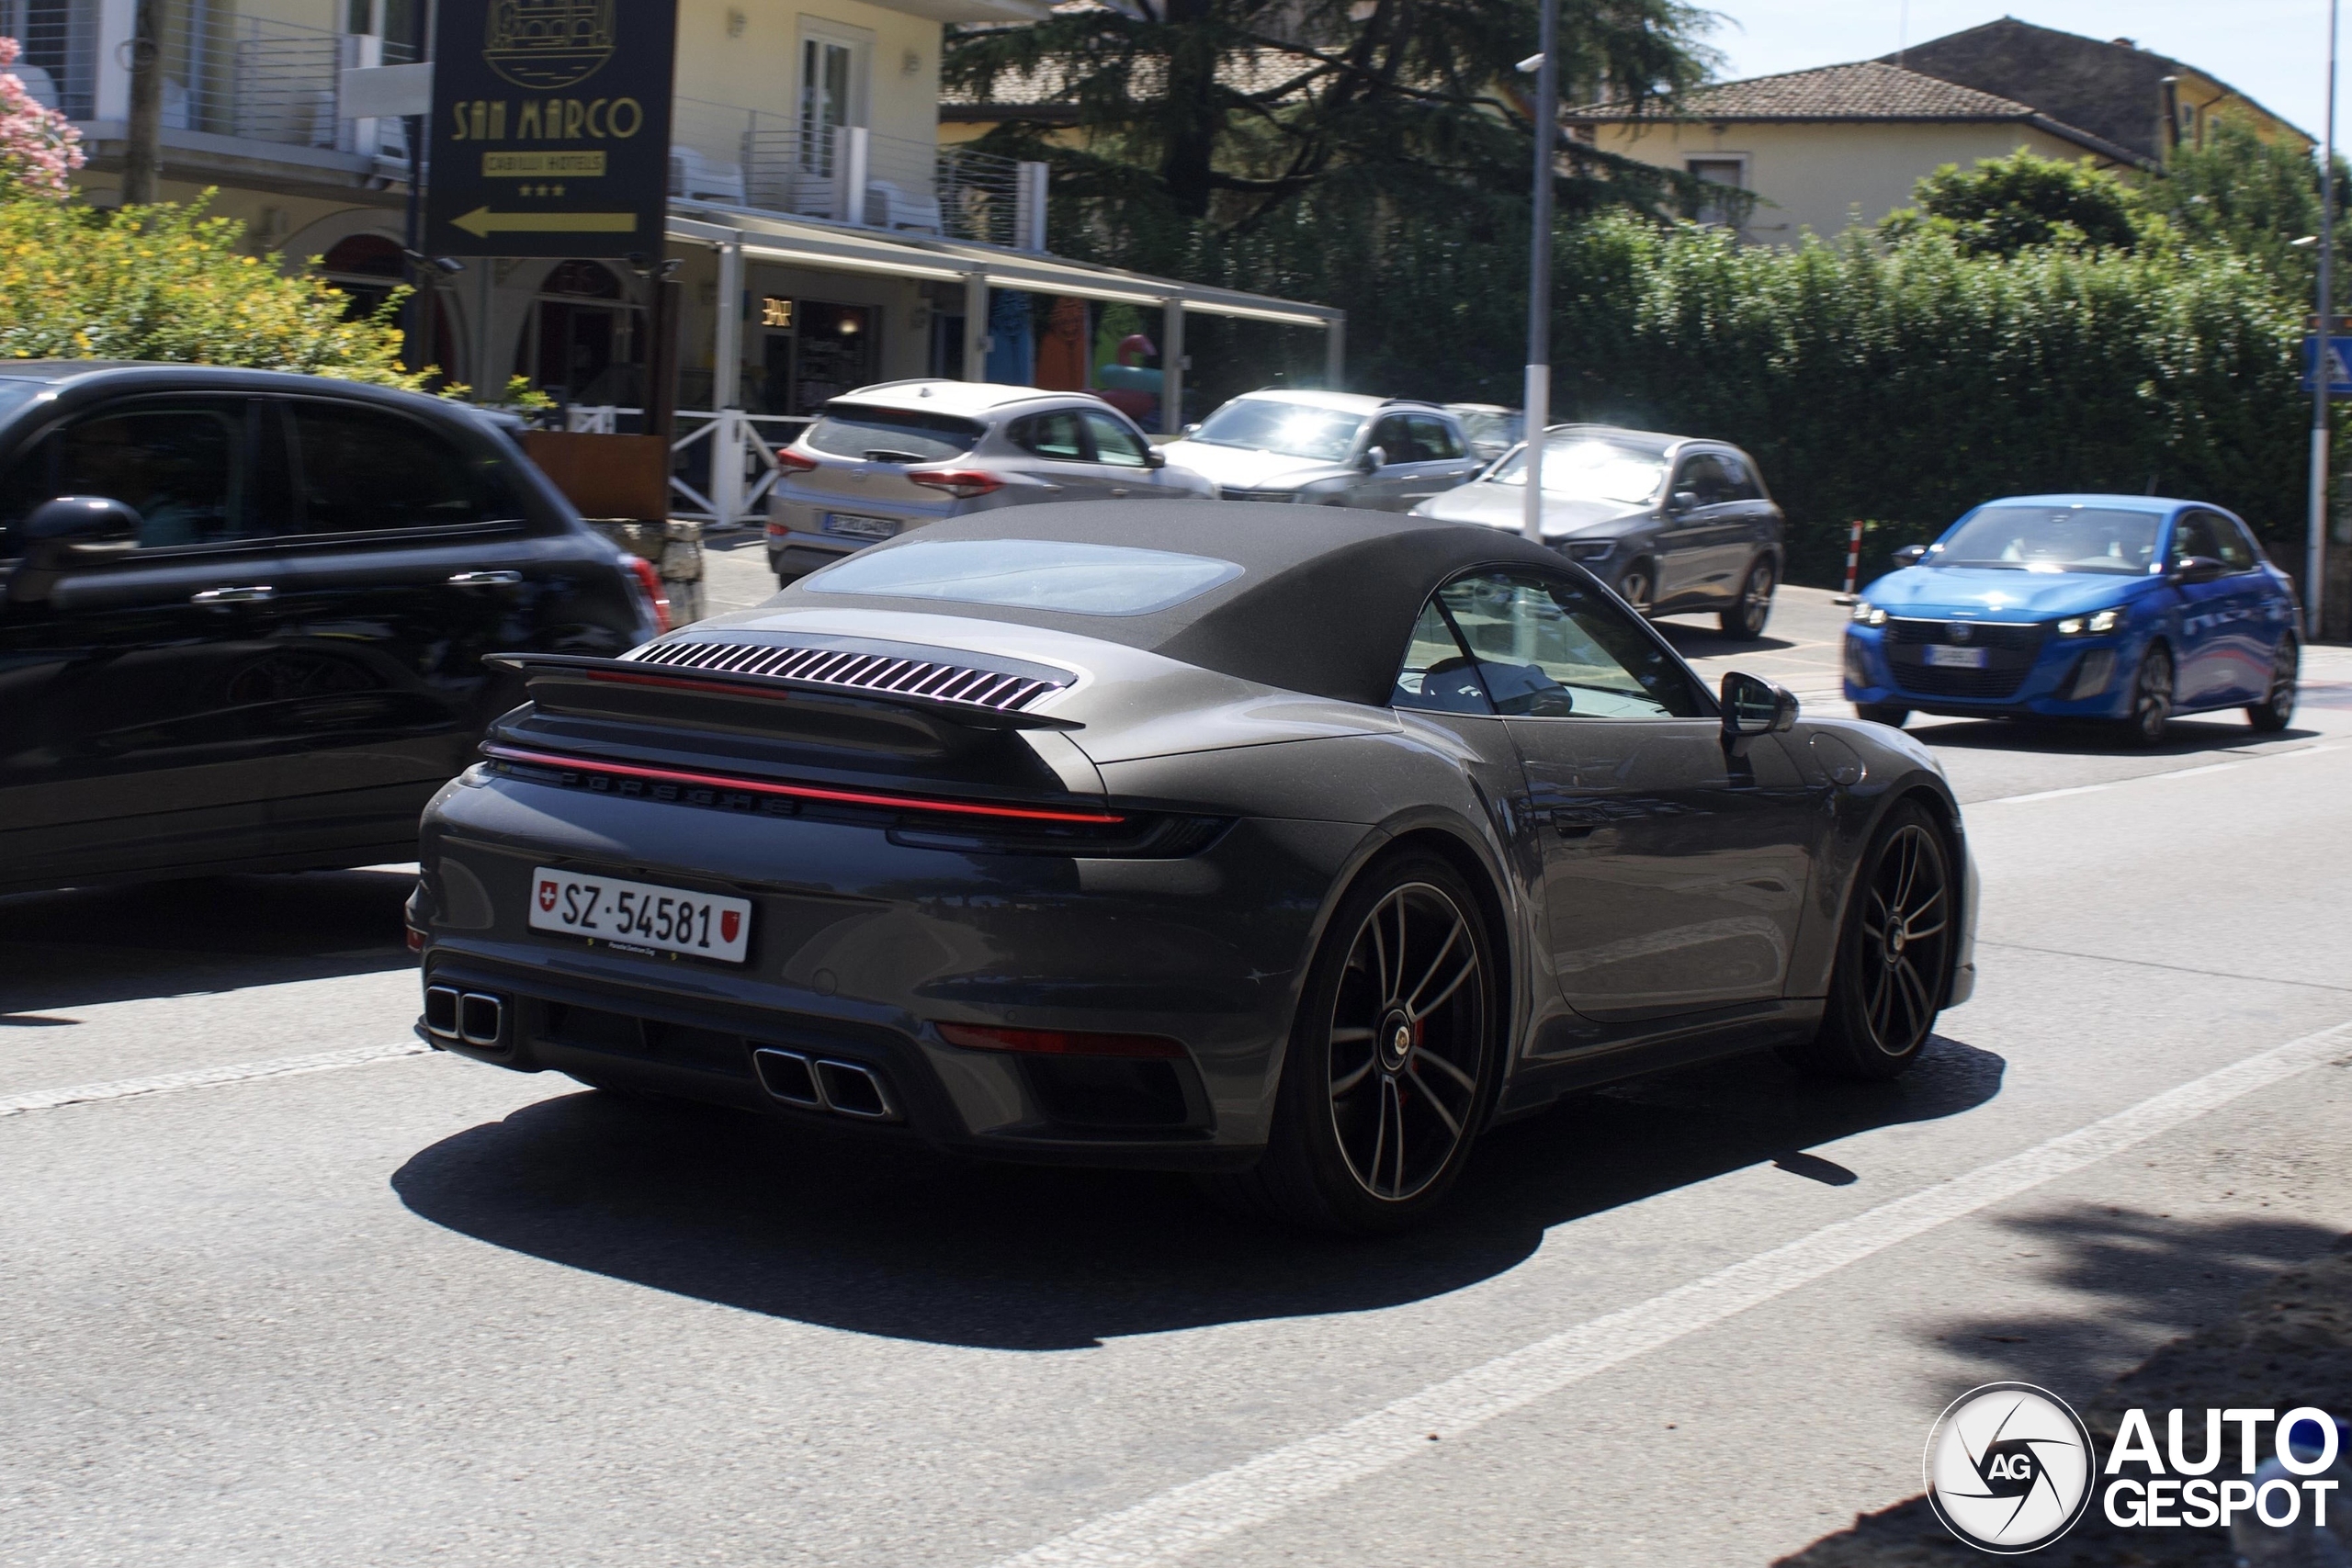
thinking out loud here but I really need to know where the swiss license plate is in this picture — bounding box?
[528,867,752,963]
[1925,645,1991,669]
[822,512,899,540]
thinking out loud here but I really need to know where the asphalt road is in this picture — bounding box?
[6,547,2352,1568]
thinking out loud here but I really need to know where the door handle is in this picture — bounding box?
[447,570,523,588]
[1109,487,1130,498]
[189,585,276,605]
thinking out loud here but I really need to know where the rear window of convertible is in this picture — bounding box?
[803,403,984,463]
[808,538,1244,615]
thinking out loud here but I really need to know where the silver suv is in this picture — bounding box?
[764,380,1215,582]
[1159,390,1481,510]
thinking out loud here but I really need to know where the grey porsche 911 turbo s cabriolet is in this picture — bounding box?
[411,503,1977,1232]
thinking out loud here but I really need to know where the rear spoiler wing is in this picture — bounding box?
[485,652,1083,733]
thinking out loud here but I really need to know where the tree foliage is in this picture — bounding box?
[0,193,427,385]
[946,0,1720,231]
[1546,217,2306,580]
[1877,148,2150,257]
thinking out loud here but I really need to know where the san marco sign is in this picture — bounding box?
[425,0,679,259]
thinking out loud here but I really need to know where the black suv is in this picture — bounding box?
[0,363,664,896]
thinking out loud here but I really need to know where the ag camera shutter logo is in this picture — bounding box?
[1924,1383,2096,1554]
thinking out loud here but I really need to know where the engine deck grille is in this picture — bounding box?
[625,640,1070,713]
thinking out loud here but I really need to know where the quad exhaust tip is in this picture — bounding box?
[752,1047,899,1122]
[423,985,506,1049]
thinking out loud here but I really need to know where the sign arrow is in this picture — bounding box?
[449,207,639,238]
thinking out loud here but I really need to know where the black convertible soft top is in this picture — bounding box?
[785,500,1573,706]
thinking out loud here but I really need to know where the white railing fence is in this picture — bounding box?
[563,406,814,527]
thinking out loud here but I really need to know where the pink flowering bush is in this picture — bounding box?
[0,36,82,199]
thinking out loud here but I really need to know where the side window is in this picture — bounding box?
[1080,410,1151,469]
[288,402,514,535]
[1368,414,1416,464]
[1716,452,1763,501]
[2224,518,2266,569]
[1437,570,1708,719]
[1408,415,1464,462]
[1673,454,1732,507]
[1392,600,1494,715]
[1012,411,1089,462]
[31,400,254,548]
[2194,513,2257,570]
[2170,512,2222,566]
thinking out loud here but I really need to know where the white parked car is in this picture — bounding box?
[764,380,1214,583]
[1159,390,1481,510]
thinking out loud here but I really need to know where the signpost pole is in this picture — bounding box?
[2311,0,2338,637]
[1521,0,1559,546]
[402,0,428,373]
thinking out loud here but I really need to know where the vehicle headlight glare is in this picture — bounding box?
[1851,602,1888,627]
[2057,609,2122,636]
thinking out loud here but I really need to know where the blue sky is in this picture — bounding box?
[1701,1,2335,142]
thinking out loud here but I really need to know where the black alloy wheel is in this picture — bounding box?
[2121,643,2175,747]
[1782,803,1952,1081]
[2247,635,2299,732]
[1720,557,1777,638]
[1204,852,1495,1233]
[1854,703,1910,728]
[1617,564,1656,617]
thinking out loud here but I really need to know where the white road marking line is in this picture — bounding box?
[1982,783,2113,805]
[1979,743,2343,807]
[0,1042,433,1119]
[987,1019,2352,1568]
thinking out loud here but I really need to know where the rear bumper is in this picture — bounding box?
[414,771,1371,1168]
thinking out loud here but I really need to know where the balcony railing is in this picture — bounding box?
[1,0,97,121]
[185,14,415,161]
[672,98,1038,249]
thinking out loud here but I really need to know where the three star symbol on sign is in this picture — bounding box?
[520,184,568,197]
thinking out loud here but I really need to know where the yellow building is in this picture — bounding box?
[1566,20,2313,244]
[3,0,1340,522]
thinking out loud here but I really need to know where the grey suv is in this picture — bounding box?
[1159,390,1481,510]
[1411,423,1786,638]
[764,380,1214,582]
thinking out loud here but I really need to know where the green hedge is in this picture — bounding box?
[1544,217,2308,584]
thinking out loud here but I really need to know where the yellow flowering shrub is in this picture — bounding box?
[0,190,429,387]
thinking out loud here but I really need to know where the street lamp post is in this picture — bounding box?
[1521,0,1560,545]
[2312,0,2339,637]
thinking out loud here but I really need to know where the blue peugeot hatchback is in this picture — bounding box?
[1843,495,2301,744]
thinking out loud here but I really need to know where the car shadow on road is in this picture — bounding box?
[390,1034,2004,1351]
[0,868,418,1016]
[1652,622,1804,658]
[1905,716,2320,758]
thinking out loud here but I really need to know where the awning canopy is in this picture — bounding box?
[663,203,1343,331]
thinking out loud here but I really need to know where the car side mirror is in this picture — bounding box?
[1721,671,1798,739]
[2172,554,2227,584]
[1143,446,1167,469]
[1668,490,1700,513]
[23,496,140,570]
[1181,423,1201,437]
[6,496,141,604]
[1359,445,1386,474]
[1892,544,1929,568]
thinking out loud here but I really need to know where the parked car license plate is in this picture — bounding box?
[1924,645,1991,669]
[528,867,752,963]
[822,512,899,540]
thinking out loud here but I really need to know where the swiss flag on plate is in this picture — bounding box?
[720,910,741,943]
[537,880,558,912]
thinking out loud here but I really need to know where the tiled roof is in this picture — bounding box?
[1566,60,2040,124]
